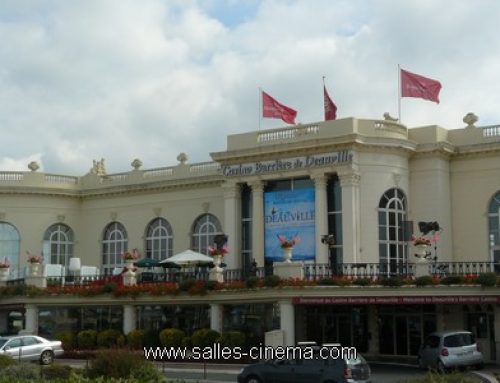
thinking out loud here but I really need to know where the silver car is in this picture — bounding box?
[418,330,483,373]
[0,335,64,365]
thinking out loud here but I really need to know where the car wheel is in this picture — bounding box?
[244,376,262,383]
[437,360,447,374]
[40,350,54,365]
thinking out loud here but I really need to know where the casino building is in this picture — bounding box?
[0,113,499,362]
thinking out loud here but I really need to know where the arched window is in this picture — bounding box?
[145,218,173,260]
[378,188,407,275]
[488,192,500,264]
[102,222,128,275]
[191,214,222,255]
[43,223,74,266]
[0,223,20,277]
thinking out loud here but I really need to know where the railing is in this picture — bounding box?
[143,167,174,178]
[44,174,79,184]
[429,261,497,276]
[257,124,320,143]
[303,263,416,280]
[482,125,500,138]
[0,172,24,182]
[189,162,221,173]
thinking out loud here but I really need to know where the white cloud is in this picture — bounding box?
[1,0,500,175]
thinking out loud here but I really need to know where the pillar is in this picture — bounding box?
[24,304,38,334]
[250,180,265,267]
[339,171,361,263]
[223,183,241,269]
[367,305,379,354]
[210,303,223,334]
[313,174,329,264]
[123,305,137,334]
[279,299,295,347]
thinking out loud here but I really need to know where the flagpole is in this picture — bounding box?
[398,64,402,123]
[258,87,262,130]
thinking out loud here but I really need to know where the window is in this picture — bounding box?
[22,337,40,346]
[327,175,342,269]
[378,188,407,275]
[191,214,222,255]
[102,222,128,275]
[43,224,74,267]
[6,338,22,348]
[0,222,20,277]
[145,218,173,261]
[488,192,500,264]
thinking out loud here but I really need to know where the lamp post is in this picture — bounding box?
[321,234,337,276]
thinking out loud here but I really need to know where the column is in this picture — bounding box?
[313,174,329,264]
[123,305,137,334]
[339,171,361,263]
[24,304,38,334]
[250,180,265,267]
[223,183,241,269]
[279,299,295,347]
[210,303,223,334]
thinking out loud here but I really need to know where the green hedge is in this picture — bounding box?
[96,329,124,348]
[159,328,185,348]
[77,330,98,349]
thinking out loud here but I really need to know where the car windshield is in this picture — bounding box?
[0,338,8,348]
[443,333,475,347]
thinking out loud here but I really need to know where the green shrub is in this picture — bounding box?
[142,329,160,348]
[181,336,192,348]
[41,364,73,380]
[476,272,497,287]
[440,276,464,285]
[55,330,77,350]
[264,275,281,287]
[205,280,219,291]
[0,354,17,369]
[191,328,221,348]
[379,277,405,287]
[179,279,196,292]
[245,276,260,288]
[318,278,337,286]
[89,349,143,379]
[130,362,166,382]
[159,328,185,348]
[77,329,98,349]
[218,331,245,348]
[127,329,146,349]
[353,278,372,286]
[415,276,434,286]
[102,283,117,293]
[1,362,40,380]
[96,329,123,348]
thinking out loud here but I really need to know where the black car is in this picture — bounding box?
[237,352,371,383]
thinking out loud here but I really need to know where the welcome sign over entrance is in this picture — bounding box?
[222,150,353,177]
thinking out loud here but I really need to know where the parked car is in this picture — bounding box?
[237,346,371,383]
[418,330,483,373]
[0,335,64,365]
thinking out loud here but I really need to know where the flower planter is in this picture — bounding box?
[414,244,428,257]
[29,262,40,276]
[0,267,9,281]
[125,260,135,270]
[282,247,293,262]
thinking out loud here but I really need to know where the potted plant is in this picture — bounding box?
[26,252,43,276]
[122,249,139,270]
[207,245,229,268]
[277,234,300,262]
[0,258,10,281]
[411,235,431,258]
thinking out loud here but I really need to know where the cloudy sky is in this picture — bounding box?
[1,0,499,175]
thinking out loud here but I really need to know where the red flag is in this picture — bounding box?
[401,69,442,103]
[262,91,297,124]
[324,85,337,120]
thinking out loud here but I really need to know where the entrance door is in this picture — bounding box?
[467,311,496,362]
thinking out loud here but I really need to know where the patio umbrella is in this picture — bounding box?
[135,257,160,268]
[160,249,214,266]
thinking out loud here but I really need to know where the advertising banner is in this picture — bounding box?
[264,189,315,262]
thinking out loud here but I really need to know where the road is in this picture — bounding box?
[57,359,428,382]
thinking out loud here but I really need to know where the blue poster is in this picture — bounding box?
[264,189,316,262]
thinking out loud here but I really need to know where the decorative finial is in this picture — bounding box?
[131,158,143,171]
[177,153,188,164]
[463,112,478,128]
[383,112,399,122]
[28,161,40,172]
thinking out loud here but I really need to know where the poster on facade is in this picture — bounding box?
[264,189,315,262]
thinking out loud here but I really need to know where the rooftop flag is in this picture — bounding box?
[262,91,297,124]
[323,85,337,120]
[400,69,442,104]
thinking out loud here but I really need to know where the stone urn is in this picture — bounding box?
[29,262,40,276]
[414,244,428,257]
[282,247,293,263]
[0,267,9,281]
